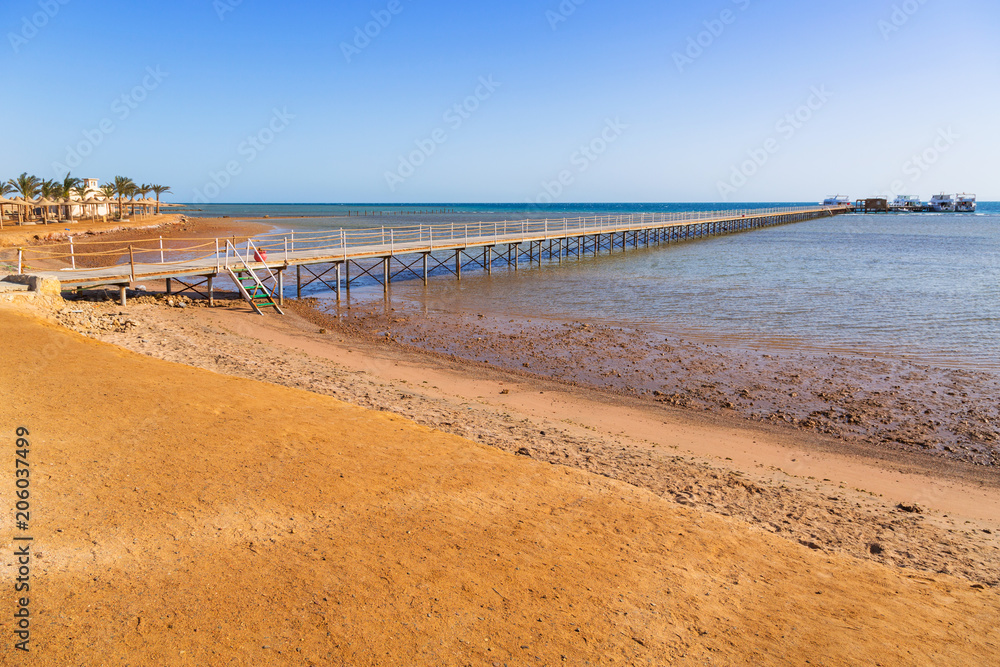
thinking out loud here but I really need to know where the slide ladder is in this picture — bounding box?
[225,240,284,316]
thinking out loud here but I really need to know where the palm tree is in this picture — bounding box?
[58,173,80,221]
[150,184,171,215]
[113,175,134,220]
[125,182,140,217]
[38,179,60,224]
[99,184,116,220]
[8,173,40,224]
[137,184,151,216]
[72,183,91,220]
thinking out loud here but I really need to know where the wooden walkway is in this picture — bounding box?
[15,205,849,305]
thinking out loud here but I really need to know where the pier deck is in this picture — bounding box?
[8,205,849,305]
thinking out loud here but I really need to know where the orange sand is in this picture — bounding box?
[0,307,997,665]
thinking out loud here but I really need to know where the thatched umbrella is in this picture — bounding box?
[0,195,18,229]
[83,197,110,220]
[139,198,161,216]
[10,197,32,225]
[35,197,60,224]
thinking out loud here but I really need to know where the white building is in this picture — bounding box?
[69,177,112,218]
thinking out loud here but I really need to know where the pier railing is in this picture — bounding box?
[2,204,842,274]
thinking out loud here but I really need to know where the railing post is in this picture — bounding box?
[390,229,394,254]
[128,245,136,282]
[17,247,23,274]
[342,229,347,260]
[159,236,164,263]
[70,237,76,269]
[284,237,289,263]
[291,230,295,252]
[216,238,221,272]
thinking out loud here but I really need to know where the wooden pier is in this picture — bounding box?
[11,205,849,308]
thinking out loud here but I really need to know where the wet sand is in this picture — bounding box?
[306,299,1000,467]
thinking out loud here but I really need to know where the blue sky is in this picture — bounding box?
[1,0,997,203]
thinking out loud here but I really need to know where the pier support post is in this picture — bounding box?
[296,265,301,299]
[455,250,462,280]
[513,244,519,271]
[119,285,127,307]
[165,278,172,295]
[486,246,492,275]
[422,253,429,285]
[383,257,390,292]
[277,271,284,306]
[345,261,351,295]
[208,275,215,307]
[336,263,342,301]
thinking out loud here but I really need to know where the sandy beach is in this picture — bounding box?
[4,213,1000,663]
[2,294,999,665]
[40,293,1000,583]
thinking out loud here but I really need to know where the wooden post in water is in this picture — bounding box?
[383,257,389,293]
[296,265,301,299]
[422,253,428,286]
[455,250,462,280]
[336,263,342,301]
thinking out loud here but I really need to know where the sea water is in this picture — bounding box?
[184,202,1000,371]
